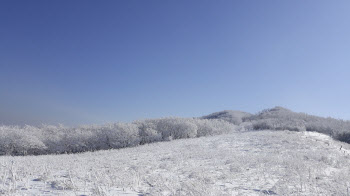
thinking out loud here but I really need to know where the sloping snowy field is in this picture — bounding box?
[1,130,350,196]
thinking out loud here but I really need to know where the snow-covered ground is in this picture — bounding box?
[1,130,350,195]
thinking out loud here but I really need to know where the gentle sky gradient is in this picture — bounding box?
[1,1,350,125]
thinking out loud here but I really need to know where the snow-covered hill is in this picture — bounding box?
[1,129,350,195]
[204,106,350,143]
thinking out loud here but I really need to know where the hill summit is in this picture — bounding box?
[201,110,252,125]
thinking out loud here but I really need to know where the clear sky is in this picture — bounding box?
[1,1,350,125]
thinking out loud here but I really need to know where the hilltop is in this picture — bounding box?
[201,110,252,125]
[204,106,350,143]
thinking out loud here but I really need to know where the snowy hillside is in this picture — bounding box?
[2,107,350,156]
[2,107,350,195]
[1,129,350,195]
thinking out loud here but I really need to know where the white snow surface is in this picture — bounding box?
[1,130,350,195]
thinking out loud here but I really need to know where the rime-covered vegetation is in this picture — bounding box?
[204,106,350,144]
[247,107,350,143]
[0,118,236,156]
[2,106,350,156]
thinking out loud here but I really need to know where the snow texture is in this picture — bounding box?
[1,130,350,195]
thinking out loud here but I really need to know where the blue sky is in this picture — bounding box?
[1,1,350,125]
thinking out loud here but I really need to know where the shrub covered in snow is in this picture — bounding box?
[0,118,237,156]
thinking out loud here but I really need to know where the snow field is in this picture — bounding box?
[1,130,350,195]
